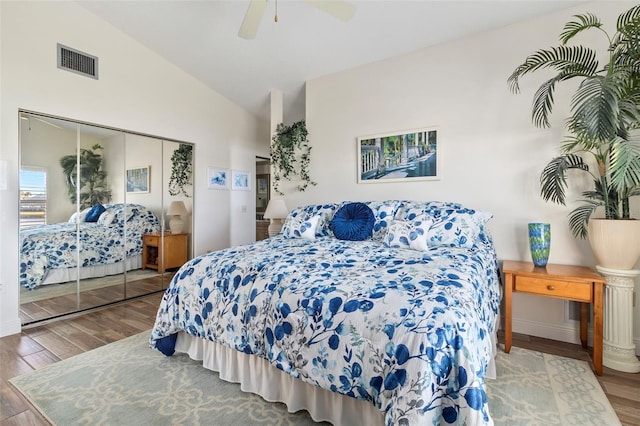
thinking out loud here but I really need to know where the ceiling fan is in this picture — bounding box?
[239,0,356,40]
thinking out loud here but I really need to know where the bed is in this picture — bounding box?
[20,203,160,290]
[150,200,501,425]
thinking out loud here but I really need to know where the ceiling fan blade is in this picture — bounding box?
[238,0,268,40]
[303,0,356,21]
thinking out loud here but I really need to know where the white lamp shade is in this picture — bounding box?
[167,201,187,216]
[263,199,288,219]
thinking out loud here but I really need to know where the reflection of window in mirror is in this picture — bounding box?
[20,167,47,228]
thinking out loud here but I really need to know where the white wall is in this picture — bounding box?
[0,1,264,336]
[293,1,640,350]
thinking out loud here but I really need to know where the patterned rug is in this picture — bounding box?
[10,332,621,426]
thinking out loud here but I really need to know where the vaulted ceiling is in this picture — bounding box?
[78,1,585,127]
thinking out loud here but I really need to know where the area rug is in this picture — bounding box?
[10,332,621,426]
[19,269,160,304]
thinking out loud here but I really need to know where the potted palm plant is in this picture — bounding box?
[508,5,640,270]
[60,144,112,209]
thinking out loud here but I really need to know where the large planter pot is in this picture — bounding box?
[588,219,640,270]
[588,219,640,373]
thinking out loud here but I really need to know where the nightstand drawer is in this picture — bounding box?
[144,235,159,246]
[514,276,592,302]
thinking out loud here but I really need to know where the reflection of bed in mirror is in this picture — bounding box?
[20,203,160,290]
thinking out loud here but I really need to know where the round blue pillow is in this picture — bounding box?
[330,202,375,241]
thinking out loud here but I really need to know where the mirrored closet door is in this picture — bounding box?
[18,111,193,325]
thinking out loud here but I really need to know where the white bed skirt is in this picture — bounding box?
[41,255,142,286]
[175,332,386,425]
[175,314,499,426]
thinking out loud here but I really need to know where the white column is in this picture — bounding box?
[597,266,640,373]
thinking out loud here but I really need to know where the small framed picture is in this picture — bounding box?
[231,170,251,191]
[126,166,150,193]
[207,167,230,190]
[257,174,269,194]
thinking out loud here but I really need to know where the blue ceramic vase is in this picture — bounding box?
[528,223,551,267]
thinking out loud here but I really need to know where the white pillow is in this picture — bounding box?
[384,217,433,251]
[68,207,91,223]
[282,215,321,240]
[97,211,115,226]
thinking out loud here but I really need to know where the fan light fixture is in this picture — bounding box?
[238,0,356,40]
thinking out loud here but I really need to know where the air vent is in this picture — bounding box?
[57,43,98,79]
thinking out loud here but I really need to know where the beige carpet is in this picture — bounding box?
[10,332,621,425]
[20,269,161,304]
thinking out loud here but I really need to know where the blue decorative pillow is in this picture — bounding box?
[330,202,375,241]
[85,204,106,222]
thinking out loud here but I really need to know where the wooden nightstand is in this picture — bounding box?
[142,233,188,273]
[502,260,606,375]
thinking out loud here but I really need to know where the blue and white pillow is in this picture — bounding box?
[97,210,116,226]
[384,217,433,251]
[429,209,493,248]
[68,207,91,223]
[282,203,338,237]
[282,215,321,240]
[395,200,465,221]
[365,200,404,242]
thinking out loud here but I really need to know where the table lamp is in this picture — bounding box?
[263,199,288,237]
[167,201,187,234]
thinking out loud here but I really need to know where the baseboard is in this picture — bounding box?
[512,318,585,346]
[512,318,640,356]
[0,318,22,338]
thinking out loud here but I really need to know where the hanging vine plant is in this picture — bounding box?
[270,120,316,195]
[168,143,193,197]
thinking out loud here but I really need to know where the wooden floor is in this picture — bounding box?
[20,275,168,323]
[1,293,639,425]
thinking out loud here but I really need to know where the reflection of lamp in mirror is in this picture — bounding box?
[263,199,288,237]
[167,201,187,234]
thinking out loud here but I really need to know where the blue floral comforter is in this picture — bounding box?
[20,203,160,290]
[151,230,500,425]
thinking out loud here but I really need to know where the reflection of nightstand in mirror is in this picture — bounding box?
[142,233,188,273]
[256,220,269,241]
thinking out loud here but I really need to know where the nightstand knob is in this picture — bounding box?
[547,285,555,291]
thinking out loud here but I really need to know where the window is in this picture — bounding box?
[20,167,47,228]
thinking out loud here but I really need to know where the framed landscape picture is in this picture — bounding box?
[357,127,439,183]
[126,166,150,193]
[207,167,230,190]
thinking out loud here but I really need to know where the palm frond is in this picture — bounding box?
[508,46,598,94]
[609,136,640,191]
[531,78,557,128]
[560,13,602,44]
[570,75,621,141]
[617,4,640,35]
[540,154,590,205]
[569,200,602,239]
